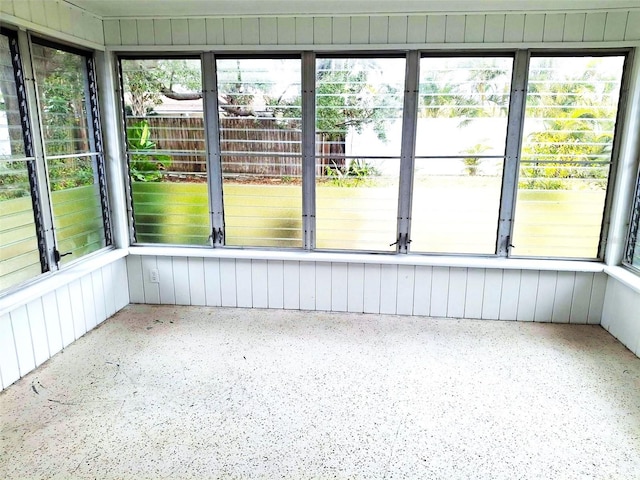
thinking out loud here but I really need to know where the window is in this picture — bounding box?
[120,58,209,245]
[0,31,44,291]
[315,56,405,251]
[217,57,302,248]
[412,56,513,254]
[32,41,110,263]
[511,55,625,258]
[624,166,640,270]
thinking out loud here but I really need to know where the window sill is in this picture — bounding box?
[603,265,640,295]
[128,246,605,273]
[0,248,128,317]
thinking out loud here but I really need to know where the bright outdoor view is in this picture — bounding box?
[118,53,625,257]
[0,33,40,291]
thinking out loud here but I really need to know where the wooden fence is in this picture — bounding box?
[126,116,337,177]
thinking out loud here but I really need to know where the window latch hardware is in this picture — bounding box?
[212,227,224,245]
[53,249,72,263]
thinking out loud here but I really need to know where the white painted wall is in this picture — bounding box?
[102,10,640,48]
[601,273,640,356]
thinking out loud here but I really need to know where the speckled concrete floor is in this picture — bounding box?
[1,306,639,479]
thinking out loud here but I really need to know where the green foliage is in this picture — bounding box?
[323,159,380,187]
[461,144,491,176]
[127,120,172,182]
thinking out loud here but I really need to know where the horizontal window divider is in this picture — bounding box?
[315,155,401,160]
[220,152,302,158]
[0,156,36,163]
[519,159,612,165]
[44,152,100,161]
[126,150,206,157]
[415,155,506,160]
[128,245,605,273]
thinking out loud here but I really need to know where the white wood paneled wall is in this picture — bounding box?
[127,255,607,323]
[103,10,640,47]
[0,0,104,47]
[0,258,129,391]
[601,276,640,356]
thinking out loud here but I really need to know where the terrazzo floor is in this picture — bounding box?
[1,305,639,479]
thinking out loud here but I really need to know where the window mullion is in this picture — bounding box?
[18,31,57,271]
[202,52,225,247]
[302,51,316,251]
[497,49,529,257]
[397,51,420,254]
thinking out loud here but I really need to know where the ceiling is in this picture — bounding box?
[65,0,640,18]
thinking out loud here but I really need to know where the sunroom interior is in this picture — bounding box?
[1,0,640,477]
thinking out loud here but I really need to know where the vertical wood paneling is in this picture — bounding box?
[483,14,505,42]
[499,270,521,320]
[504,13,525,42]
[464,15,485,42]
[543,13,566,42]
[29,0,46,26]
[220,258,237,307]
[315,262,332,311]
[68,280,87,339]
[26,299,48,366]
[295,17,314,44]
[241,18,260,44]
[396,265,415,315]
[534,271,557,322]
[120,19,138,45]
[102,264,116,318]
[331,263,348,312]
[188,257,206,306]
[55,286,75,347]
[259,17,278,44]
[426,15,446,43]
[80,275,97,331]
[173,257,191,305]
[136,19,155,45]
[626,11,640,40]
[601,279,640,354]
[113,259,130,311]
[604,12,628,41]
[523,14,545,42]
[42,291,62,356]
[516,270,539,321]
[552,271,575,323]
[0,0,13,16]
[369,16,389,44]
[59,4,73,36]
[299,262,316,310]
[251,260,269,308]
[332,17,351,44]
[44,0,60,31]
[430,266,449,317]
[277,17,296,45]
[283,261,300,309]
[413,266,432,316]
[171,19,190,45]
[563,13,585,42]
[570,273,593,324]
[388,16,408,43]
[206,18,225,45]
[588,273,607,325]
[235,259,253,307]
[379,264,398,315]
[10,306,35,376]
[156,256,176,305]
[482,269,502,320]
[204,258,222,307]
[347,263,365,313]
[583,12,607,41]
[464,268,484,319]
[154,19,173,45]
[188,18,206,44]
[363,263,381,313]
[12,0,30,22]
[141,256,160,304]
[91,270,107,324]
[103,20,122,45]
[447,268,467,318]
[407,15,427,43]
[224,18,242,45]
[267,260,284,309]
[445,15,465,43]
[126,256,144,303]
[0,314,19,390]
[314,17,332,44]
[350,16,370,43]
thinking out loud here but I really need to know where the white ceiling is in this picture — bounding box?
[64,0,640,18]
